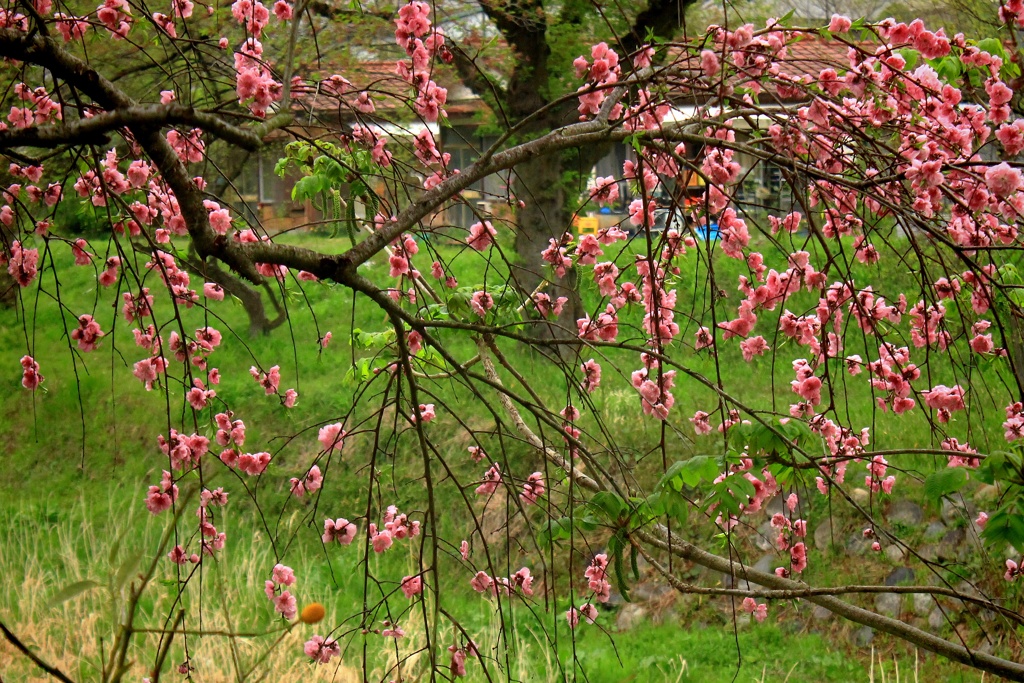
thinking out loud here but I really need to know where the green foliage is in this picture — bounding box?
[923,468,969,500]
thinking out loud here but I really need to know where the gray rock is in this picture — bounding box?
[929,608,950,630]
[884,544,905,563]
[979,609,997,623]
[851,488,870,505]
[937,527,967,562]
[765,494,786,516]
[812,605,833,621]
[615,603,647,630]
[845,533,872,556]
[755,522,775,551]
[752,553,776,576]
[854,626,875,647]
[919,544,939,562]
[942,498,976,525]
[632,582,672,602]
[814,519,837,550]
[885,567,916,586]
[913,593,934,617]
[924,521,947,540]
[874,592,902,617]
[956,581,983,601]
[721,573,752,591]
[888,501,923,526]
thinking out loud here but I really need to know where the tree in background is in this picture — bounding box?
[6,0,1024,681]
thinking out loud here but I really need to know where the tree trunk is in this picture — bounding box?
[511,152,584,348]
[0,226,16,308]
[204,260,287,337]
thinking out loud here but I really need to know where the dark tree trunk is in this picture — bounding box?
[0,226,16,308]
[511,152,584,346]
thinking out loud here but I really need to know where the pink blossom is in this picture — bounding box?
[273,591,297,619]
[372,529,393,553]
[986,163,1022,198]
[71,314,104,352]
[520,472,544,504]
[318,423,345,452]
[273,0,292,20]
[414,403,436,423]
[322,517,358,545]
[20,355,43,390]
[470,571,494,593]
[400,575,423,598]
[467,220,497,250]
[475,464,501,496]
[700,50,720,78]
[304,635,340,664]
[790,542,807,573]
[740,336,769,362]
[828,14,852,32]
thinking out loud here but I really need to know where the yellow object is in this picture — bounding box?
[300,603,326,624]
[575,216,599,236]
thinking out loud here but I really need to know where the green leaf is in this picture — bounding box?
[612,532,631,602]
[899,49,919,70]
[981,508,1024,552]
[292,174,324,201]
[538,517,574,546]
[589,491,627,523]
[924,468,969,500]
[113,551,144,591]
[48,579,100,608]
[658,456,719,491]
[978,37,1006,59]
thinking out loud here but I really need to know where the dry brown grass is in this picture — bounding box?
[0,496,551,682]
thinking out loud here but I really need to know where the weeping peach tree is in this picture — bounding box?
[5,0,1024,680]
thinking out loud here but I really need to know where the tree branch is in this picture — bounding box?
[0,104,266,151]
[0,620,77,683]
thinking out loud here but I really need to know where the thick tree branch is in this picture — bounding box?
[0,104,266,151]
[0,28,271,282]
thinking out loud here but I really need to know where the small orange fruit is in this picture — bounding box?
[300,602,326,624]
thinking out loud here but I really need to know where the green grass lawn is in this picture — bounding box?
[0,229,1013,681]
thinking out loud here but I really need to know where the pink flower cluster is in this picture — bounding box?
[157,429,210,471]
[584,553,611,602]
[631,353,676,420]
[393,3,449,123]
[448,641,479,678]
[304,635,340,664]
[741,597,768,622]
[566,603,598,629]
[19,355,43,390]
[264,563,297,619]
[234,38,282,117]
[469,566,534,597]
[368,505,420,553]
[289,465,322,498]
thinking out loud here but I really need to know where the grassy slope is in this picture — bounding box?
[0,230,1005,681]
